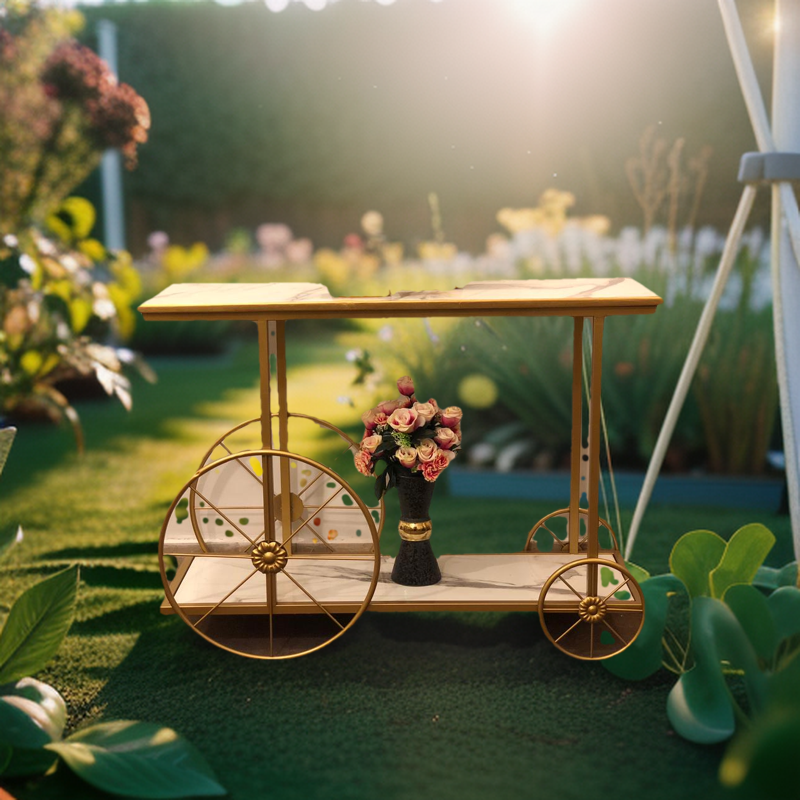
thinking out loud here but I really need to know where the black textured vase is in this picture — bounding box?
[391,472,441,586]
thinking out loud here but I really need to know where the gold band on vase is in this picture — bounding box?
[398,519,433,541]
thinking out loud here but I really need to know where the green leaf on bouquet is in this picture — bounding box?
[48,721,226,798]
[669,529,726,598]
[710,523,775,599]
[0,566,79,684]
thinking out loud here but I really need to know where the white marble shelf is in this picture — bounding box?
[165,552,632,614]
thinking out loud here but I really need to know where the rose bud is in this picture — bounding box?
[397,375,415,396]
[440,406,463,429]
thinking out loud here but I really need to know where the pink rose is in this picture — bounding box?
[378,399,401,415]
[373,412,388,428]
[361,434,382,453]
[354,450,373,476]
[397,375,415,396]
[361,408,379,430]
[440,406,463,429]
[428,398,440,413]
[415,438,438,462]
[421,449,454,482]
[396,446,418,468]
[396,395,413,409]
[434,427,459,450]
[413,401,436,425]
[387,406,419,433]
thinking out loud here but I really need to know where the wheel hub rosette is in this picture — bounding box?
[251,541,288,574]
[577,595,607,623]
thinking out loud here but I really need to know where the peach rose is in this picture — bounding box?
[434,427,459,450]
[354,450,373,476]
[415,438,438,462]
[377,398,401,415]
[397,375,415,396]
[413,401,436,425]
[373,412,388,428]
[440,406,463,429]
[396,446,418,468]
[387,406,419,433]
[421,449,454,481]
[361,434,382,453]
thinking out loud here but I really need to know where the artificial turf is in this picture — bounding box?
[0,334,792,800]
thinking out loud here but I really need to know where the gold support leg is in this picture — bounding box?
[258,322,276,545]
[587,316,605,595]
[275,321,293,555]
[569,317,584,554]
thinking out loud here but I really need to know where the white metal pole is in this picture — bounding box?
[97,19,125,252]
[771,0,800,560]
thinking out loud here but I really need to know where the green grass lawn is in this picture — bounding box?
[0,331,792,800]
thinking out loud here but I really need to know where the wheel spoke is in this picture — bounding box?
[297,469,325,499]
[603,575,633,602]
[281,487,344,549]
[590,622,594,658]
[192,568,258,627]
[218,442,265,488]
[601,616,628,646]
[556,573,585,602]
[281,569,344,630]
[267,573,274,658]
[553,615,584,644]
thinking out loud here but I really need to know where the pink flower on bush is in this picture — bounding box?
[396,446,418,468]
[434,427,459,450]
[413,401,436,424]
[387,406,420,433]
[415,439,438,463]
[361,434,382,454]
[397,375,415,396]
[354,450,373,476]
[440,406,463,429]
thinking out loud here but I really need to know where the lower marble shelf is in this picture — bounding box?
[162,551,628,615]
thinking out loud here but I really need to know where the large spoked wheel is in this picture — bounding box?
[188,415,384,552]
[538,558,644,660]
[525,508,619,553]
[160,449,381,660]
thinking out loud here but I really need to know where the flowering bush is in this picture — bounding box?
[354,375,462,499]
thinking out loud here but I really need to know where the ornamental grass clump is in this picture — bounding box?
[354,375,462,499]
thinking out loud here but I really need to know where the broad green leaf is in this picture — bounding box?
[710,523,775,599]
[0,678,66,778]
[0,743,10,774]
[0,566,79,683]
[0,677,67,745]
[723,584,777,661]
[624,561,651,584]
[669,529,726,598]
[754,561,799,590]
[603,574,685,680]
[0,426,16,477]
[0,525,23,563]
[666,597,766,744]
[48,721,226,798]
[767,586,800,643]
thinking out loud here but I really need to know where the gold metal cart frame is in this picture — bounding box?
[140,278,662,661]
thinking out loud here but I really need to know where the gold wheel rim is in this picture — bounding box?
[525,508,619,553]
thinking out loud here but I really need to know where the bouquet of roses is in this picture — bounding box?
[354,375,462,499]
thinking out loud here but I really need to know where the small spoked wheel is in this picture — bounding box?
[538,558,644,660]
[525,508,619,553]
[160,449,381,660]
[189,415,384,551]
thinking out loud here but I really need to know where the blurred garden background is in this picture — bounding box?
[1,1,798,799]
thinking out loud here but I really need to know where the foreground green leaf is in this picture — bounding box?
[666,597,766,744]
[767,586,800,644]
[0,525,23,564]
[47,721,226,798]
[669,529,725,598]
[0,426,16,478]
[0,678,67,747]
[0,566,79,684]
[754,561,799,590]
[723,584,777,662]
[710,523,775,599]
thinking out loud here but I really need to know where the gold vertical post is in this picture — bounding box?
[275,321,293,556]
[258,321,276,545]
[568,317,584,554]
[587,316,605,595]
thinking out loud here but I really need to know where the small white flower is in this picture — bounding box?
[19,254,36,275]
